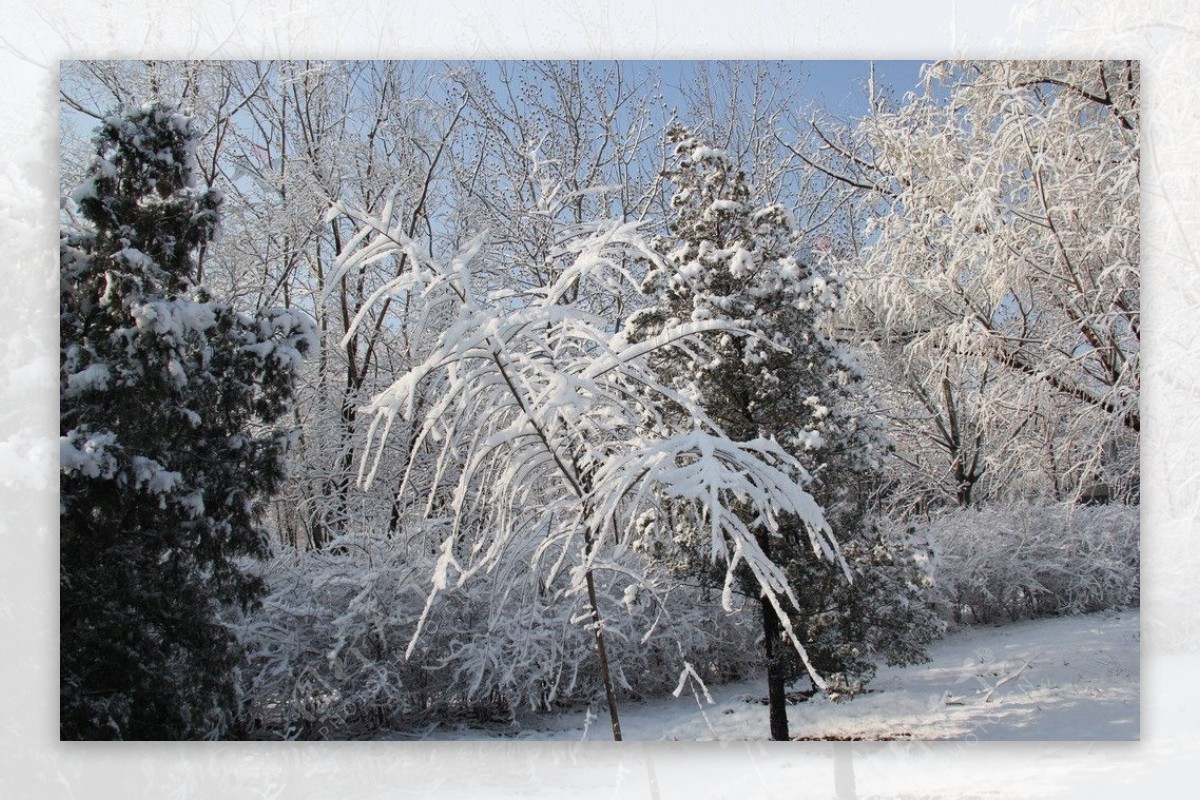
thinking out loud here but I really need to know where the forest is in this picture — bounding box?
[57,59,1140,741]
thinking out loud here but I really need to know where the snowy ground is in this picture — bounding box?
[390,610,1139,742]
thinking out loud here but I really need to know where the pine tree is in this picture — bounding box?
[626,125,900,739]
[60,103,316,739]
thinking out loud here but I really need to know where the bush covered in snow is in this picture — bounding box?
[235,498,1140,737]
[234,530,760,738]
[915,501,1140,625]
[231,531,434,739]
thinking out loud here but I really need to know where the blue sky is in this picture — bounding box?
[798,60,926,116]
[465,59,928,129]
[619,59,927,120]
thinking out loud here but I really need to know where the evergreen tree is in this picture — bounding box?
[627,125,917,738]
[782,520,941,698]
[60,103,316,739]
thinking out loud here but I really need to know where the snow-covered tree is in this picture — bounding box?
[327,165,842,739]
[807,60,1140,507]
[60,103,316,739]
[625,125,896,738]
[61,61,462,552]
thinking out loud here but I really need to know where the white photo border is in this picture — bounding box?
[4,0,1192,796]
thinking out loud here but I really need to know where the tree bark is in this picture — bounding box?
[757,531,790,741]
[585,566,622,741]
[760,590,790,741]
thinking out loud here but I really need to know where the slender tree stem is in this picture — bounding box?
[585,563,623,741]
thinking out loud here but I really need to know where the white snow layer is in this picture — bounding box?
[383,610,1139,741]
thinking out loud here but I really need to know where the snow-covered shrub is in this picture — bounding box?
[232,530,437,738]
[917,501,1140,624]
[234,529,762,738]
[409,564,762,716]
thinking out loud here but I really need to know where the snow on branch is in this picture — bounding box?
[329,184,846,689]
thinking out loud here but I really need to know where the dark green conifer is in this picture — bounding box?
[60,103,315,739]
[629,125,932,738]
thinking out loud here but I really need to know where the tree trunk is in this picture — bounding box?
[760,591,790,741]
[585,566,622,741]
[757,529,790,741]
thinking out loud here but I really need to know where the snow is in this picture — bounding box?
[791,430,825,451]
[129,297,217,340]
[129,455,182,495]
[59,430,118,479]
[63,362,111,397]
[690,145,726,161]
[383,610,1139,741]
